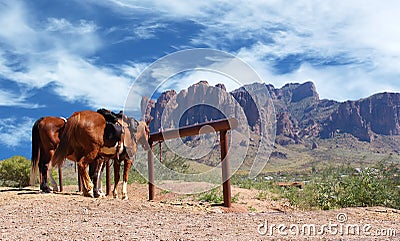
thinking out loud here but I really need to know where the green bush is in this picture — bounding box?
[198,187,224,203]
[0,156,31,188]
[197,187,240,204]
[282,163,400,210]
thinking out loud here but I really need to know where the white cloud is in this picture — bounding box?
[46,18,98,34]
[119,61,149,79]
[237,41,400,101]
[0,88,43,108]
[52,53,133,110]
[95,0,400,100]
[0,117,34,148]
[133,23,166,39]
[2,0,400,107]
[0,1,36,51]
[0,1,131,110]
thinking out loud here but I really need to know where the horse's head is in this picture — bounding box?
[126,116,151,151]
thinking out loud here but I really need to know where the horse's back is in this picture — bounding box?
[65,110,106,146]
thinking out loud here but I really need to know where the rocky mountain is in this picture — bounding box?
[321,92,400,142]
[144,81,400,144]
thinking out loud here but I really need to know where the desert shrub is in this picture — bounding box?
[197,187,240,204]
[282,163,400,210]
[0,156,31,187]
[198,187,224,203]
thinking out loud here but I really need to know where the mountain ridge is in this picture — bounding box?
[144,81,400,145]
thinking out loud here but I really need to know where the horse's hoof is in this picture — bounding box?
[84,193,94,198]
[83,191,94,198]
[42,189,52,193]
[97,192,106,198]
[122,195,128,200]
[41,186,52,193]
[93,190,105,198]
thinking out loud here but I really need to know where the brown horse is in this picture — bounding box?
[51,110,150,198]
[87,112,151,199]
[30,116,68,193]
[112,118,151,200]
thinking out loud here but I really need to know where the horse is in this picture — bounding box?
[51,110,150,198]
[89,111,151,199]
[30,116,69,193]
[111,117,151,200]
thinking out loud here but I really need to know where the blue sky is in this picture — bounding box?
[1,0,400,160]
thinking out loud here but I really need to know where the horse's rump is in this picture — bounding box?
[30,116,66,186]
[30,117,44,185]
[52,111,106,166]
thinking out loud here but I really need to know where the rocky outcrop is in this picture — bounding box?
[148,90,177,132]
[145,80,400,144]
[266,81,319,108]
[321,92,400,141]
[146,81,244,132]
[230,84,261,130]
[291,81,319,102]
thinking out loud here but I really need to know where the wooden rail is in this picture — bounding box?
[61,117,238,206]
[148,118,238,207]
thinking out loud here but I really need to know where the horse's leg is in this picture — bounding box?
[78,160,94,197]
[98,159,106,197]
[80,145,103,198]
[90,157,104,198]
[88,161,95,189]
[39,153,52,193]
[78,161,93,197]
[122,158,133,200]
[112,160,121,198]
[48,150,59,192]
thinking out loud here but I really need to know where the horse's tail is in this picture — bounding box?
[30,117,43,185]
[52,114,77,167]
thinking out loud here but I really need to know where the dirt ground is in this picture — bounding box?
[0,183,399,240]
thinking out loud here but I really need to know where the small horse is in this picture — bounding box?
[30,116,69,193]
[90,110,151,199]
[111,118,151,200]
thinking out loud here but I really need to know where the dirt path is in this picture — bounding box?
[0,184,399,240]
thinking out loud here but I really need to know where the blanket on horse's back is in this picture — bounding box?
[97,108,121,123]
[97,109,123,142]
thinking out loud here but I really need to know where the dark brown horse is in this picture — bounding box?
[30,116,70,193]
[51,110,150,198]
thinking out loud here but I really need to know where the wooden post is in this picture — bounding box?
[148,141,155,201]
[147,118,238,204]
[106,159,111,196]
[58,165,63,192]
[159,141,163,163]
[220,130,232,208]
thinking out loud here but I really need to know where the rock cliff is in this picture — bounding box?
[143,81,400,144]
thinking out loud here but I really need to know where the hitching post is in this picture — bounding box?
[148,141,155,200]
[220,129,231,208]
